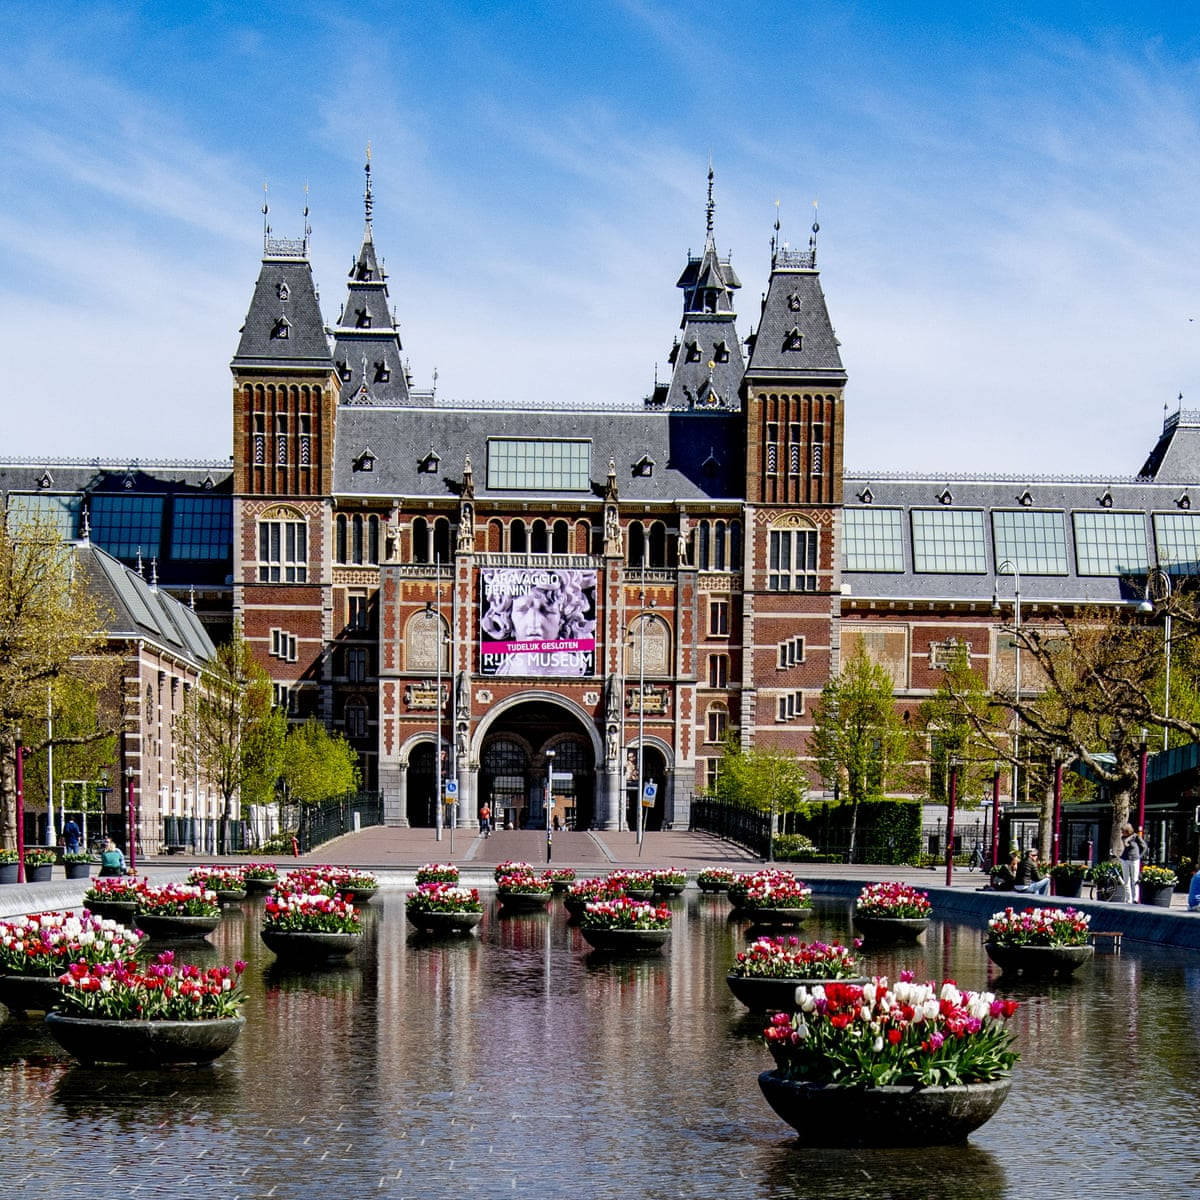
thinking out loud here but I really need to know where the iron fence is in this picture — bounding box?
[286,791,384,854]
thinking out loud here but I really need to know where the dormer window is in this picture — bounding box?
[1178,492,1192,510]
[1018,490,1033,506]
[1098,490,1113,508]
[336,360,352,382]
[419,450,441,474]
[373,361,390,383]
[858,487,874,504]
[713,340,730,363]
[685,340,702,363]
[667,339,680,366]
[782,326,804,352]
[354,449,376,473]
[787,291,803,311]
[270,317,290,340]
[633,455,655,478]
[276,282,290,302]
[938,488,953,505]
[354,308,371,328]
[702,451,719,478]
[37,471,53,489]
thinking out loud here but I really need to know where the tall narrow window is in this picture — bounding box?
[709,598,729,636]
[367,515,380,564]
[352,514,364,564]
[257,510,307,582]
[706,703,728,742]
[769,521,818,591]
[336,514,348,563]
[707,654,728,688]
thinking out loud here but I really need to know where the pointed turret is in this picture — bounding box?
[657,166,745,411]
[330,151,412,406]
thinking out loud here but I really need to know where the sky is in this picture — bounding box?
[2,1,1200,477]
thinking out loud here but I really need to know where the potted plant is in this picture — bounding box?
[759,975,1019,1145]
[580,896,672,954]
[241,863,279,894]
[652,868,687,897]
[1139,864,1177,908]
[563,876,626,920]
[47,950,247,1066]
[1049,862,1085,898]
[853,882,931,941]
[415,862,459,886]
[133,882,222,941]
[187,866,247,903]
[496,871,554,912]
[494,860,535,883]
[1086,860,1124,901]
[610,868,657,901]
[726,936,867,1012]
[327,868,379,904]
[727,870,813,925]
[0,910,145,1014]
[406,883,483,935]
[984,906,1094,976]
[261,889,362,962]
[61,851,92,880]
[23,848,56,883]
[547,867,576,894]
[84,875,144,923]
[0,849,17,885]
[696,867,736,893]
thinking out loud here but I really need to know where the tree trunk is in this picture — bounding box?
[1038,783,1053,864]
[0,730,15,849]
[1109,786,1133,857]
[847,795,861,864]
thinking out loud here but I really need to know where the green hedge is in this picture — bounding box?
[791,798,923,865]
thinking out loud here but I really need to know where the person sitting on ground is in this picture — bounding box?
[992,850,1020,891]
[98,838,129,877]
[1014,847,1051,895]
[1188,868,1200,913]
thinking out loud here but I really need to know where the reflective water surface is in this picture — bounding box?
[0,893,1197,1199]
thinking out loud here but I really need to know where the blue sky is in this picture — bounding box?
[2,1,1200,475]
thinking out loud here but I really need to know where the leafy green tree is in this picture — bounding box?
[0,517,117,848]
[714,739,808,856]
[809,645,910,862]
[188,634,283,853]
[281,719,360,805]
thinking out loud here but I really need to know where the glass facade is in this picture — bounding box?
[1153,513,1200,575]
[991,510,1068,575]
[911,509,986,573]
[6,493,80,540]
[91,495,165,560]
[1073,511,1148,576]
[171,496,232,560]
[843,507,904,572]
[487,439,590,491]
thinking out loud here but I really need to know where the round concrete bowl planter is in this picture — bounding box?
[45,1012,244,1067]
[652,880,686,898]
[580,927,670,955]
[63,861,92,881]
[622,887,655,902]
[407,909,483,936]
[212,888,248,905]
[852,915,930,943]
[497,889,553,913]
[85,899,139,925]
[134,913,221,941]
[984,942,1094,977]
[243,876,277,895]
[757,1072,1013,1146]
[260,928,361,963]
[1141,884,1175,909]
[725,973,870,1013]
[339,885,378,905]
[734,904,812,928]
[0,973,68,1017]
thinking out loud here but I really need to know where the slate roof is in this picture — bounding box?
[331,404,745,503]
[231,250,333,373]
[1139,410,1200,483]
[330,229,412,406]
[746,249,846,383]
[76,541,216,664]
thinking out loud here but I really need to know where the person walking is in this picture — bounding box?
[1119,823,1148,903]
[479,803,491,838]
[62,818,81,854]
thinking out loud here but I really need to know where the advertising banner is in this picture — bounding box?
[479,567,597,677]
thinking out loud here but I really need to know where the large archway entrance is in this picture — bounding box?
[478,700,596,830]
[406,740,450,828]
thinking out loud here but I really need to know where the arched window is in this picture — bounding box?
[432,518,452,563]
[768,514,818,592]
[552,520,569,554]
[257,505,307,582]
[488,520,504,552]
[367,515,380,564]
[336,514,348,563]
[625,613,671,678]
[730,520,742,570]
[648,521,667,567]
[531,520,548,554]
[412,517,429,564]
[714,521,726,570]
[697,522,710,569]
[627,523,645,567]
[705,702,728,743]
[510,519,527,553]
[352,514,364,564]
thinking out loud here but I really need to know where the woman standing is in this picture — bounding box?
[1119,823,1148,903]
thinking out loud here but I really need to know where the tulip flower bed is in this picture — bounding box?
[546,868,576,886]
[136,882,220,917]
[986,906,1091,947]
[652,868,687,888]
[609,868,657,894]
[0,912,144,973]
[568,877,626,903]
[696,867,737,891]
[263,891,360,933]
[855,881,932,919]
[728,870,813,910]
[764,975,1020,1088]
[57,950,246,1021]
[240,863,279,884]
[730,936,861,981]
[494,861,535,882]
[84,877,144,904]
[415,862,459,885]
[186,867,246,892]
[581,897,672,931]
[496,872,554,895]
[406,883,482,914]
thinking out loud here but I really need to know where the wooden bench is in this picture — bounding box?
[164,844,187,855]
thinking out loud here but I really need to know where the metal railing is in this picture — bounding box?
[690,797,771,857]
[286,791,384,854]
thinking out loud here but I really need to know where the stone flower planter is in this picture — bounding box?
[1141,884,1175,908]
[580,927,670,954]
[623,887,655,901]
[0,973,67,1017]
[85,899,139,925]
[64,862,92,881]
[212,888,248,905]
[24,865,52,883]
[983,942,1094,977]
[134,913,221,941]
[652,881,686,897]
[758,1071,1012,1146]
[45,1012,244,1067]
[260,928,361,963]
[243,877,277,895]
[0,864,17,885]
[407,909,483,936]
[339,885,378,905]
[734,905,812,927]
[852,915,929,942]
[497,891,553,912]
[725,973,870,1012]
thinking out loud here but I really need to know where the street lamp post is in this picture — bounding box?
[993,559,1022,805]
[426,558,445,843]
[545,749,555,864]
[14,729,26,883]
[1052,748,1063,866]
[1137,727,1148,834]
[126,765,136,872]
[990,763,1002,868]
[1139,569,1173,753]
[945,757,959,887]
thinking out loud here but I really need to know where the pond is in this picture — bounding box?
[0,892,1196,1199]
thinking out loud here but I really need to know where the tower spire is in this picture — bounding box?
[364,142,374,237]
[809,198,819,265]
[262,180,270,251]
[303,181,311,254]
[705,158,715,239]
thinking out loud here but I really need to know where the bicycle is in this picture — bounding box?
[968,844,986,872]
